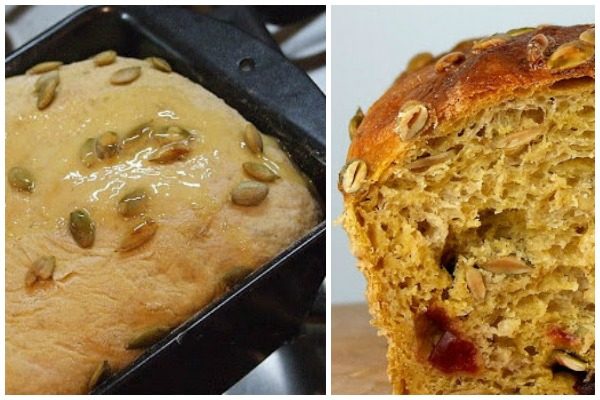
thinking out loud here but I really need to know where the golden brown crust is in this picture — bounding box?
[347,24,595,180]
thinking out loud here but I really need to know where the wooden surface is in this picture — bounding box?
[332,303,391,394]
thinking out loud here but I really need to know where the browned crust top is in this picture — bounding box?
[347,24,595,179]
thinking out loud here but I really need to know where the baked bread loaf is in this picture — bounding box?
[340,24,594,394]
[6,54,320,394]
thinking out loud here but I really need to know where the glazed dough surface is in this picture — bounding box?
[6,57,320,394]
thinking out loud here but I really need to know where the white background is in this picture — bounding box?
[331,5,594,304]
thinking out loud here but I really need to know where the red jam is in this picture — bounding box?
[417,306,479,374]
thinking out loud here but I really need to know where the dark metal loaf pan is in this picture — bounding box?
[5,5,325,394]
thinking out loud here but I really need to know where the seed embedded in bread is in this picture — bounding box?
[579,28,594,45]
[243,123,263,154]
[394,101,429,140]
[88,360,111,391]
[117,218,158,252]
[80,138,97,168]
[339,159,367,194]
[148,140,191,163]
[125,326,170,349]
[465,267,486,301]
[117,188,148,217]
[69,209,96,249]
[481,257,531,274]
[407,149,457,171]
[25,255,56,287]
[472,34,508,52]
[552,350,587,372]
[146,56,172,73]
[95,131,120,159]
[527,33,550,69]
[34,70,59,93]
[406,52,434,73]
[36,74,59,110]
[242,162,279,182]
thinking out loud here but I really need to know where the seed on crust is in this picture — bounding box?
[69,209,96,249]
[472,34,509,52]
[110,66,141,85]
[242,162,279,182]
[146,56,172,73]
[481,257,531,274]
[88,360,111,391]
[243,124,263,154]
[126,326,170,349]
[118,218,158,252]
[527,34,550,70]
[466,267,486,301]
[93,50,117,66]
[406,52,434,73]
[579,28,594,46]
[348,107,364,140]
[434,51,466,73]
[231,181,269,206]
[506,27,535,37]
[95,131,120,159]
[339,159,368,194]
[148,140,191,163]
[547,40,594,70]
[395,101,429,140]
[8,166,35,192]
[26,61,62,75]
[552,350,587,372]
[36,75,59,110]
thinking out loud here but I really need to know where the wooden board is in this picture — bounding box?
[332,303,391,394]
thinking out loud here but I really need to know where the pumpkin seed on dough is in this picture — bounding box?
[34,70,59,93]
[117,218,158,252]
[117,188,148,217]
[148,140,191,163]
[88,360,111,391]
[122,123,153,147]
[69,209,96,248]
[110,66,141,85]
[242,162,279,182]
[231,181,269,206]
[36,75,59,110]
[126,325,170,349]
[32,255,56,280]
[146,56,172,73]
[80,138,97,168]
[95,131,120,159]
[243,124,263,154]
[150,126,191,144]
[26,61,62,75]
[93,50,117,66]
[8,166,35,192]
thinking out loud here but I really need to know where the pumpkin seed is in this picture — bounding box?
[148,140,191,163]
[110,66,141,85]
[506,27,534,37]
[579,28,594,46]
[527,33,550,69]
[150,126,191,144]
[339,159,368,194]
[32,255,56,280]
[406,52,434,73]
[472,34,509,52]
[231,181,269,206]
[95,131,120,159]
[117,218,158,252]
[79,138,97,168]
[36,75,59,110]
[122,123,153,147]
[126,325,170,349]
[434,51,466,73]
[26,61,62,75]
[25,255,56,287]
[395,101,429,140]
[88,360,111,391]
[465,267,486,301]
[481,257,531,274]
[222,266,253,289]
[348,107,364,140]
[117,188,148,217]
[547,40,594,70]
[93,50,117,66]
[243,124,263,154]
[69,209,96,248]
[242,162,279,182]
[146,56,172,73]
[8,166,35,192]
[407,149,457,171]
[34,70,59,92]
[552,350,587,371]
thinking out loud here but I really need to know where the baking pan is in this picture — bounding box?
[5,5,325,394]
